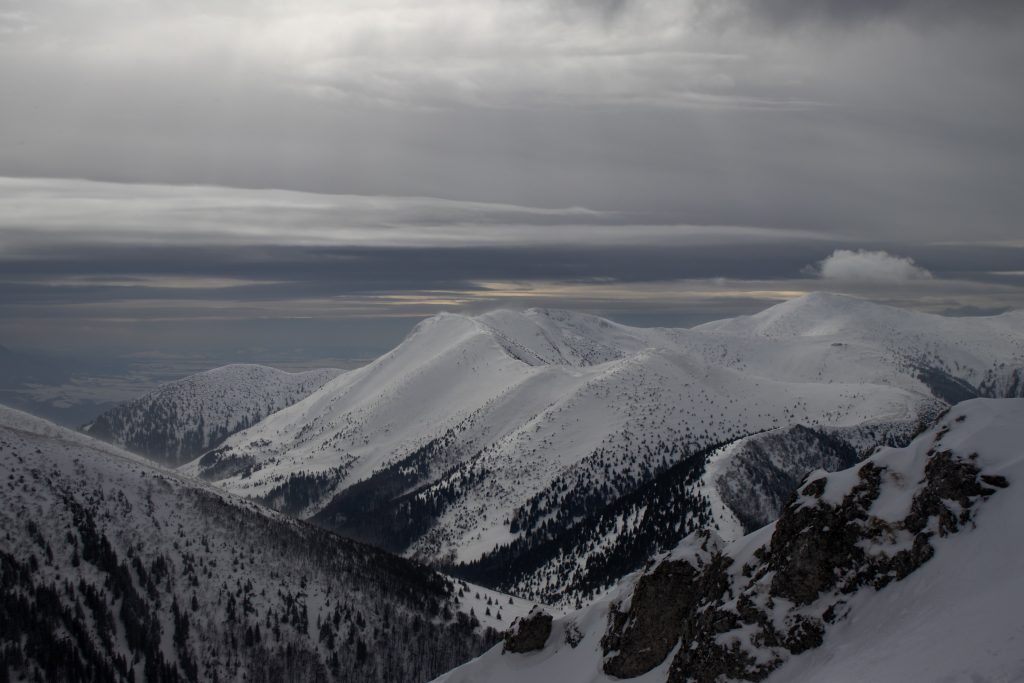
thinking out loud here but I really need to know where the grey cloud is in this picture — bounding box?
[722,0,1024,29]
[940,304,1013,317]
[2,240,1021,310]
[1,2,1022,245]
[0,177,825,253]
[0,0,1022,366]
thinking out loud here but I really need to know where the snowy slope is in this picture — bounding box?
[0,404,535,682]
[185,296,1021,604]
[435,398,1023,683]
[83,363,342,466]
[696,292,1024,401]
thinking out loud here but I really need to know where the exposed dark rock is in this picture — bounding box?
[981,474,1010,489]
[905,450,987,535]
[782,615,825,654]
[877,531,933,589]
[665,555,776,683]
[598,441,1010,683]
[602,560,699,677]
[503,607,553,654]
[768,463,883,605]
[564,621,584,648]
[801,477,826,498]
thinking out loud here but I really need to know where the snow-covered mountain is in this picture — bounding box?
[696,292,1024,403]
[435,398,1022,683]
[0,405,535,682]
[185,294,1023,606]
[457,423,880,608]
[83,364,343,467]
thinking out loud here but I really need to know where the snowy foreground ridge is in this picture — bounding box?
[0,405,534,682]
[436,399,1024,683]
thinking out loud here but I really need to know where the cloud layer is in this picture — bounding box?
[1,0,1022,242]
[1,176,1021,361]
[0,1,1022,362]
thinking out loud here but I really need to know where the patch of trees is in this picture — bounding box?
[451,440,731,605]
[1,452,499,683]
[261,466,349,516]
[311,431,476,552]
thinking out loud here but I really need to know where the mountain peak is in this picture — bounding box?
[83,363,341,466]
[696,291,910,338]
[475,307,644,367]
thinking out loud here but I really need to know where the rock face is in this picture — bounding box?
[594,412,1010,683]
[603,560,699,677]
[602,533,730,678]
[503,607,554,653]
[767,463,886,605]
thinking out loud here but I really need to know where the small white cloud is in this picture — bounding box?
[813,249,933,282]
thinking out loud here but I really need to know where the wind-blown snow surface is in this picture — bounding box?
[83,364,342,467]
[0,405,534,682]
[187,295,1022,606]
[434,398,1024,683]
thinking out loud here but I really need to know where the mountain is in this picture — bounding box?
[452,423,881,608]
[435,398,1022,683]
[185,295,1023,606]
[0,405,535,682]
[83,364,343,467]
[696,292,1024,402]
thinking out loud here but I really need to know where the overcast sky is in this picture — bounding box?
[1,0,1022,364]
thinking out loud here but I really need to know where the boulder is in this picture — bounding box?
[503,606,553,654]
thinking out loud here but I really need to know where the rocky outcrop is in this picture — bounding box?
[905,449,1001,535]
[503,607,553,653]
[599,438,1009,683]
[767,463,884,604]
[603,559,700,677]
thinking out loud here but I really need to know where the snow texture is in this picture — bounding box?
[0,404,534,682]
[184,295,1022,605]
[434,398,1024,683]
[83,364,342,466]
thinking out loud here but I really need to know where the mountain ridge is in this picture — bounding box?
[78,294,1024,607]
[435,398,1023,683]
[83,363,343,467]
[175,294,1024,607]
[0,403,536,682]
